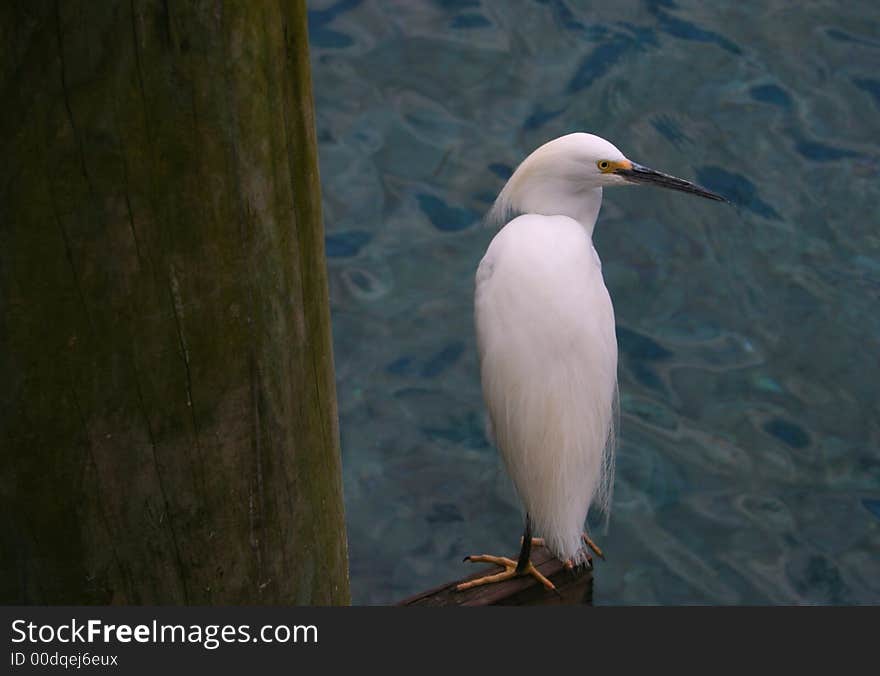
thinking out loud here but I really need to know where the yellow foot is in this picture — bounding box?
[582,533,605,560]
[456,554,556,592]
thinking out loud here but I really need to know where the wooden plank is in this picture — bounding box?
[397,545,593,606]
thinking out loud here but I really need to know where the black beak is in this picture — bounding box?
[617,162,728,202]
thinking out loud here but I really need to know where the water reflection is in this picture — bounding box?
[309,0,880,604]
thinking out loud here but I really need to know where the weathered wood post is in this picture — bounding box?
[0,0,349,604]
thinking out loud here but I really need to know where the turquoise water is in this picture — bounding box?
[308,0,880,604]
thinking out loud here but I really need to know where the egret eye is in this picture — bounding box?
[598,160,611,171]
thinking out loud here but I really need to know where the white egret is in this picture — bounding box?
[459,133,726,591]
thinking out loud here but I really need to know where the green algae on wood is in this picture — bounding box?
[0,0,350,605]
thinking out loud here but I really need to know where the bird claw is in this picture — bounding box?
[582,533,605,560]
[457,554,556,592]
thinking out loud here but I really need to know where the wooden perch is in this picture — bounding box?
[397,545,593,606]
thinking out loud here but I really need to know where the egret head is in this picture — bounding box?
[490,132,725,229]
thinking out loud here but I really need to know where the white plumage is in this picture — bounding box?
[469,133,724,574]
[476,134,622,564]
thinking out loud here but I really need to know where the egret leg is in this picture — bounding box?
[456,514,556,592]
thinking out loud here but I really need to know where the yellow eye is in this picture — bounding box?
[598,160,611,171]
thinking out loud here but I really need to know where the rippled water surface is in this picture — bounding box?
[308,0,880,604]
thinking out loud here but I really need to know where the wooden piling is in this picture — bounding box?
[0,0,349,605]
